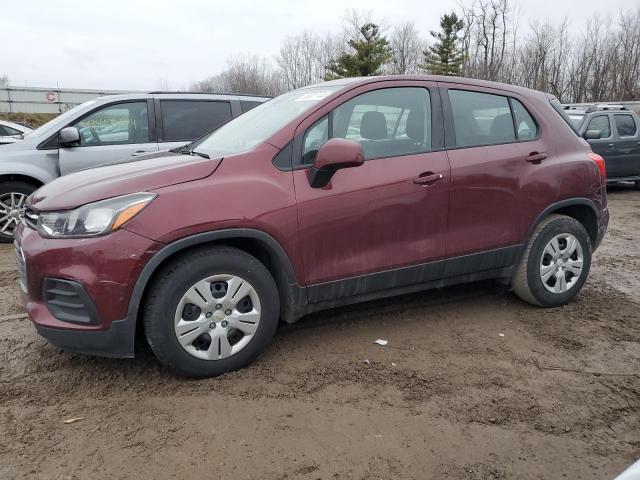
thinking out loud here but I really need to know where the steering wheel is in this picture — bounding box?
[88,127,101,144]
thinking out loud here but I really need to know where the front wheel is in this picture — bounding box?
[0,181,38,243]
[143,246,280,378]
[512,214,592,307]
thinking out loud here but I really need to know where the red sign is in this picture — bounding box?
[46,91,57,102]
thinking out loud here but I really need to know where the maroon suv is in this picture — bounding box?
[15,76,609,377]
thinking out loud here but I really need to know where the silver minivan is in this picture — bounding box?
[0,92,268,241]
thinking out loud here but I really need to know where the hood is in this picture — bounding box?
[29,152,222,211]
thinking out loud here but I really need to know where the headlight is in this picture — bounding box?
[37,192,156,238]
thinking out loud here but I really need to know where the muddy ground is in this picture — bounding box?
[1,188,639,480]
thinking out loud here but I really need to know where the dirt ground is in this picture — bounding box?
[1,188,639,480]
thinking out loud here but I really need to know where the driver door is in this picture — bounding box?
[291,81,450,303]
[58,100,158,175]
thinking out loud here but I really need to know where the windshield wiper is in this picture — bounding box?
[188,149,210,159]
[173,145,210,159]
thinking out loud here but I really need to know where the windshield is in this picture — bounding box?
[25,100,98,138]
[567,113,586,129]
[194,86,342,156]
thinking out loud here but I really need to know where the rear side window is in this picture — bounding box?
[511,99,538,140]
[586,115,611,138]
[449,90,515,147]
[240,100,263,113]
[161,100,232,142]
[614,114,637,137]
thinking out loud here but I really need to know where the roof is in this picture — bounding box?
[309,75,550,99]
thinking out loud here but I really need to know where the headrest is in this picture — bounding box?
[360,111,387,140]
[406,110,424,142]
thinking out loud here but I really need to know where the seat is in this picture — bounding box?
[359,111,388,159]
[489,113,516,143]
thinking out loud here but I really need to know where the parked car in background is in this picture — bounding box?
[563,104,640,188]
[0,92,268,241]
[16,75,608,378]
[0,120,33,145]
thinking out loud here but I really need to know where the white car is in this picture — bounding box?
[0,120,32,145]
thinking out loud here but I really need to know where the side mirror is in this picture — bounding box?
[584,129,602,140]
[308,138,364,188]
[59,127,81,147]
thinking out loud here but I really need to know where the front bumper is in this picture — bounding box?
[15,223,163,358]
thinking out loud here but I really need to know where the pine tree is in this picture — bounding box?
[325,23,392,79]
[421,13,464,76]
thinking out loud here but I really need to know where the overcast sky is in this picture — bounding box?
[2,0,633,91]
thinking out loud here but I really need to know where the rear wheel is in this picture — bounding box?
[0,181,37,243]
[143,246,280,378]
[635,180,640,190]
[512,214,592,307]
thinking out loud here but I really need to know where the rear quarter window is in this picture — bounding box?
[240,100,264,113]
[550,99,580,135]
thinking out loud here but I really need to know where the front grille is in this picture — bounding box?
[14,241,26,291]
[22,208,38,230]
[43,278,100,325]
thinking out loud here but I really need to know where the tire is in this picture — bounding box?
[512,214,592,307]
[143,246,280,378]
[635,180,640,191]
[0,181,38,243]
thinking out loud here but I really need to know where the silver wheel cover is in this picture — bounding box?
[174,274,261,360]
[540,233,584,294]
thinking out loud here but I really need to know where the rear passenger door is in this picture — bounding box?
[441,84,560,274]
[156,99,234,151]
[612,113,640,178]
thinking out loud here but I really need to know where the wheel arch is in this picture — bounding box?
[128,229,304,342]
[0,173,45,188]
[528,198,599,248]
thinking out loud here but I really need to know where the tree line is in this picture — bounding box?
[191,3,640,103]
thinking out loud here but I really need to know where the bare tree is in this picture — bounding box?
[276,31,342,89]
[0,75,8,87]
[192,55,285,96]
[460,0,516,81]
[388,22,425,74]
[515,19,571,100]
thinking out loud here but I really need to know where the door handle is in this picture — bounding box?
[130,150,149,157]
[608,143,615,148]
[413,172,444,186]
[525,152,548,163]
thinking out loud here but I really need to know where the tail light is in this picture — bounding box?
[588,152,606,180]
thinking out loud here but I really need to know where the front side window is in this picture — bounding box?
[449,90,515,147]
[586,115,611,138]
[302,116,329,164]
[301,87,432,164]
[614,114,637,137]
[161,100,232,142]
[73,102,149,146]
[0,125,22,136]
